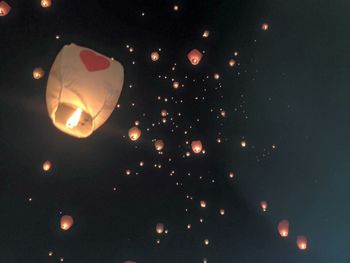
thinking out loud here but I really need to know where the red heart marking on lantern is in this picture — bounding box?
[80,50,110,72]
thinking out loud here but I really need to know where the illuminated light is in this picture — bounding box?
[220,110,226,117]
[33,67,45,80]
[200,200,207,208]
[41,0,52,8]
[187,224,191,229]
[42,160,52,171]
[202,30,210,38]
[203,258,208,263]
[260,201,268,212]
[48,251,53,257]
[164,229,168,234]
[139,161,144,166]
[187,49,203,65]
[241,140,247,148]
[261,23,269,31]
[154,139,164,151]
[214,73,220,80]
[125,169,131,176]
[278,220,289,237]
[134,120,140,126]
[151,51,159,61]
[0,1,11,16]
[156,239,160,244]
[297,235,307,250]
[65,108,82,129]
[156,223,164,234]
[219,208,225,215]
[229,59,236,67]
[161,110,168,117]
[173,5,179,11]
[47,44,124,138]
[173,81,180,89]
[191,140,203,154]
[204,239,209,245]
[129,47,134,52]
[60,215,74,231]
[128,126,141,141]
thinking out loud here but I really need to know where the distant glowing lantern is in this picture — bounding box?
[203,258,208,263]
[161,110,168,117]
[187,49,203,65]
[41,0,52,8]
[42,160,52,171]
[229,59,236,67]
[60,215,74,231]
[200,200,206,208]
[0,1,11,16]
[187,224,191,229]
[173,81,180,89]
[191,140,203,154]
[204,239,209,245]
[219,208,225,215]
[154,139,164,151]
[124,261,137,263]
[173,5,179,11]
[128,126,141,141]
[241,140,247,148]
[214,73,220,80]
[156,223,164,234]
[125,169,131,175]
[220,110,226,117]
[278,220,289,237]
[202,30,210,38]
[260,201,268,212]
[33,67,45,79]
[46,43,124,138]
[261,23,269,31]
[297,235,307,250]
[229,172,234,178]
[151,51,159,61]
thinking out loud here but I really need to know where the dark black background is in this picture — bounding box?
[0,0,350,262]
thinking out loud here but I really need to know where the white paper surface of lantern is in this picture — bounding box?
[46,43,124,138]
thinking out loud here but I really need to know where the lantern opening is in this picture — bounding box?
[53,103,93,138]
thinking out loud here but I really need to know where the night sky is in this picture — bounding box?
[1,0,350,262]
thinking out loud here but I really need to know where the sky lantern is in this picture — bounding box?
[128,126,141,141]
[229,172,234,178]
[46,43,124,138]
[154,139,164,151]
[219,208,225,215]
[173,81,180,89]
[60,215,74,231]
[156,223,164,234]
[191,140,203,154]
[42,160,52,171]
[260,201,268,212]
[278,220,289,237]
[202,30,210,38]
[0,1,11,16]
[297,235,307,250]
[41,0,52,8]
[229,59,236,67]
[204,239,209,245]
[261,23,269,31]
[151,51,159,61]
[124,261,137,263]
[200,200,206,208]
[240,140,247,148]
[214,73,220,80]
[161,110,168,117]
[33,67,45,80]
[187,49,203,65]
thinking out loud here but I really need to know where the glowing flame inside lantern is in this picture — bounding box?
[66,108,82,129]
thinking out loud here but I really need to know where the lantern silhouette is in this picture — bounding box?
[156,223,164,234]
[297,235,307,250]
[46,43,124,138]
[187,49,203,65]
[0,1,11,16]
[278,220,289,237]
[151,51,159,61]
[154,139,164,151]
[191,140,203,154]
[33,67,45,80]
[41,0,51,8]
[42,160,52,171]
[60,215,74,231]
[200,200,206,208]
[260,201,268,212]
[128,126,141,141]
